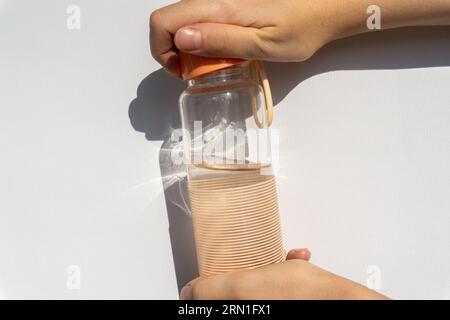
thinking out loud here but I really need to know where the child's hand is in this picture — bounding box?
[180,248,388,300]
[150,0,450,76]
[150,0,339,76]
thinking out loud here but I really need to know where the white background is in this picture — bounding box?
[0,0,449,299]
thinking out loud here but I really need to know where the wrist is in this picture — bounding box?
[328,0,450,42]
[327,0,374,41]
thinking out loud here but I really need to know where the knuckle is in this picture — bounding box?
[210,0,237,20]
[149,9,163,29]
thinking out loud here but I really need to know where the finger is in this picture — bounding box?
[150,0,242,68]
[180,278,196,300]
[174,23,266,59]
[160,50,181,77]
[286,248,311,261]
[180,274,235,300]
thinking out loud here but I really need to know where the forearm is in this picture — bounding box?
[330,0,450,40]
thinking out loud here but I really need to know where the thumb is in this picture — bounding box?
[174,23,265,59]
[286,248,311,261]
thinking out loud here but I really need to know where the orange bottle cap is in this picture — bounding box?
[179,52,245,81]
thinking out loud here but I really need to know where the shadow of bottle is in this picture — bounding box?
[128,70,198,294]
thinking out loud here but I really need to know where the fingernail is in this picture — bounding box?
[177,28,202,51]
[180,284,193,300]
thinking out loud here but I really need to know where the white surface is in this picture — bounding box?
[0,0,449,299]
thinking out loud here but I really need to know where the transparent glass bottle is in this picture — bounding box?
[179,56,285,276]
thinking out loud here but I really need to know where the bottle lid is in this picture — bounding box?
[179,52,245,81]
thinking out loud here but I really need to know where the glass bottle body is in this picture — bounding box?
[179,63,285,276]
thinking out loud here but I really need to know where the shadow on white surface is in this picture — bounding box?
[267,26,450,105]
[129,70,198,294]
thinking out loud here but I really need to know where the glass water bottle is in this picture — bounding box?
[179,54,285,276]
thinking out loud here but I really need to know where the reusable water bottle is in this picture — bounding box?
[179,53,285,276]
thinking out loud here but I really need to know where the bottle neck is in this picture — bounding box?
[187,63,251,88]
